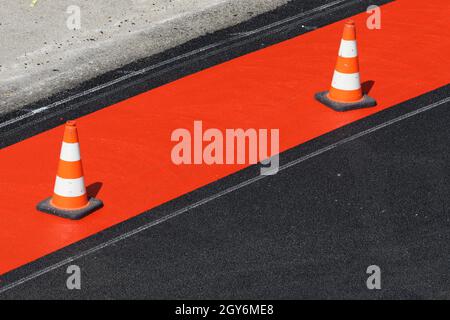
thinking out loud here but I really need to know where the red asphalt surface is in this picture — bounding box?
[1,0,449,275]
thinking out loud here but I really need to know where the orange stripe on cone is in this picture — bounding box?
[51,194,89,210]
[342,20,356,40]
[328,87,362,102]
[56,160,84,180]
[334,56,359,74]
[63,120,79,143]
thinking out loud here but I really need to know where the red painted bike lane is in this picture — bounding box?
[0,0,449,275]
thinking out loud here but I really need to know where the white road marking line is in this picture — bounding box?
[0,95,448,294]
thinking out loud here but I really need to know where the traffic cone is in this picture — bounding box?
[315,20,376,111]
[37,120,103,220]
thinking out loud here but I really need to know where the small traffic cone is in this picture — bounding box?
[37,120,103,220]
[315,20,376,111]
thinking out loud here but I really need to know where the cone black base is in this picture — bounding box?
[315,91,377,112]
[37,197,103,220]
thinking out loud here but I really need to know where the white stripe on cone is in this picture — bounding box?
[60,142,81,162]
[331,70,361,91]
[53,176,86,197]
[338,39,358,58]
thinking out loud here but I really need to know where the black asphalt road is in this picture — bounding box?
[1,85,449,299]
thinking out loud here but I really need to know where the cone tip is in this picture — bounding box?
[345,20,355,26]
[66,120,76,127]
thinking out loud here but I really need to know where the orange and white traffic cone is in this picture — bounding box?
[37,120,103,219]
[315,20,376,111]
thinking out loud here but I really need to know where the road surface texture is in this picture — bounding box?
[0,0,449,299]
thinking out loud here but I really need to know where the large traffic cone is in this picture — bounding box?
[315,20,376,111]
[37,121,103,220]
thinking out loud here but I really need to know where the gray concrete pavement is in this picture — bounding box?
[0,0,289,114]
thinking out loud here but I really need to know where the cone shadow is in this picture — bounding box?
[87,182,103,198]
[362,80,375,95]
